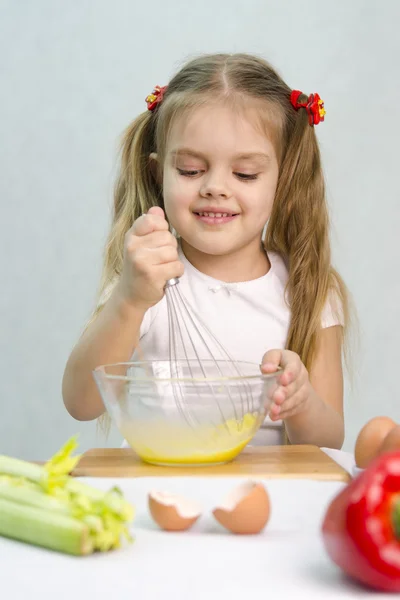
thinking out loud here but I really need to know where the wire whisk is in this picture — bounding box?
[164,278,257,429]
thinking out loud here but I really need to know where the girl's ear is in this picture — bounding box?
[149,152,162,184]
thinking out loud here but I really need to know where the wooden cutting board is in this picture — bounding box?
[71,445,350,482]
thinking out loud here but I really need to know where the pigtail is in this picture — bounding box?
[265,105,349,372]
[89,111,163,318]
[106,112,162,273]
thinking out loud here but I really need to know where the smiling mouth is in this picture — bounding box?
[193,211,239,217]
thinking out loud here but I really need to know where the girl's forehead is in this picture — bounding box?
[165,101,281,155]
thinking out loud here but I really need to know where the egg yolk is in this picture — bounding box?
[121,412,260,465]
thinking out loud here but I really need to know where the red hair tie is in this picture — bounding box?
[145,85,168,111]
[290,90,326,125]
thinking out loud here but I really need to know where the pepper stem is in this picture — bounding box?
[393,500,400,539]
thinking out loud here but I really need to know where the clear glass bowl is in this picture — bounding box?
[93,360,279,467]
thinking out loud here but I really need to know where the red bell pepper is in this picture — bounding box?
[322,450,400,592]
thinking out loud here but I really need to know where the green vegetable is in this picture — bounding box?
[0,436,134,556]
[0,498,93,556]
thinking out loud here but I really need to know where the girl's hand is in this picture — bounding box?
[261,349,312,421]
[116,206,184,311]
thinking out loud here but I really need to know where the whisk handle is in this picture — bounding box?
[165,278,180,288]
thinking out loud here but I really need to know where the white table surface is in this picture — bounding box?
[0,474,384,599]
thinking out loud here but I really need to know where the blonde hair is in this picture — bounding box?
[92,52,352,433]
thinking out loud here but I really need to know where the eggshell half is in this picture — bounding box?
[377,425,400,456]
[148,491,202,531]
[355,416,396,468]
[212,481,270,535]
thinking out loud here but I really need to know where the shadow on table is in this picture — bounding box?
[306,561,381,596]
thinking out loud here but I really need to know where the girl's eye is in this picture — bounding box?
[235,173,258,181]
[177,168,201,177]
[177,169,259,181]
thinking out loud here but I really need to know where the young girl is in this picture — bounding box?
[62,53,349,449]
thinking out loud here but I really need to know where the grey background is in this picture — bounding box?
[0,0,398,459]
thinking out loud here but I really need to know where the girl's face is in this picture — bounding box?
[161,103,280,258]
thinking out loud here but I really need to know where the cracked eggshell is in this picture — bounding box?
[148,491,202,531]
[212,481,270,535]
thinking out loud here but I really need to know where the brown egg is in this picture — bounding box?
[377,425,400,457]
[355,416,396,468]
[212,481,270,535]
[148,491,202,531]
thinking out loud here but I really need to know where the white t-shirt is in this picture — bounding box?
[108,244,342,446]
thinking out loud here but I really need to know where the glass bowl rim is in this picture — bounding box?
[93,360,281,384]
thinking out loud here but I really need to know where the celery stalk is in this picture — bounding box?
[66,479,134,521]
[0,498,93,556]
[0,437,135,555]
[0,455,133,521]
[0,436,80,486]
[0,479,69,514]
[0,456,44,482]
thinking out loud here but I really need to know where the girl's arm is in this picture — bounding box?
[284,326,344,448]
[262,326,345,448]
[63,207,183,422]
[62,290,146,421]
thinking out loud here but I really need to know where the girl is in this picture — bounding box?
[62,53,349,449]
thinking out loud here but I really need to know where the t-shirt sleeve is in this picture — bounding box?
[95,277,154,338]
[321,288,344,328]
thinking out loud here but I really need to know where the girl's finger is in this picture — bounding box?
[269,402,282,420]
[128,230,177,251]
[271,379,302,405]
[260,349,282,373]
[132,212,169,236]
[279,406,304,420]
[275,389,309,420]
[278,359,303,386]
[147,206,165,218]
[271,386,286,405]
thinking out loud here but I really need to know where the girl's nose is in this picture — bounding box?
[200,173,232,199]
